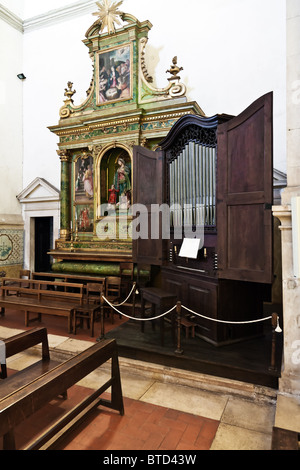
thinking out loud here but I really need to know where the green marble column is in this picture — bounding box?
[57,150,71,240]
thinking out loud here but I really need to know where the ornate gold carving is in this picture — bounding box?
[166,57,186,97]
[59,229,70,240]
[89,145,103,158]
[127,140,138,148]
[166,57,183,81]
[59,106,71,119]
[138,40,187,103]
[64,81,76,101]
[57,150,71,162]
[86,76,94,97]
[59,82,76,119]
[92,0,124,35]
[140,38,153,83]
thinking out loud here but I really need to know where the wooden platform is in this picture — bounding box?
[0,303,282,390]
[103,320,282,389]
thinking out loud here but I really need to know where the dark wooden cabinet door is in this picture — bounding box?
[217,92,273,283]
[132,146,165,265]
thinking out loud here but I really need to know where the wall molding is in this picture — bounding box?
[0,0,98,34]
[0,4,23,32]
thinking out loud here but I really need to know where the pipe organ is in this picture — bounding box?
[169,141,216,229]
[133,93,274,345]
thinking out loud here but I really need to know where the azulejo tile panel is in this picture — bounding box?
[0,230,24,266]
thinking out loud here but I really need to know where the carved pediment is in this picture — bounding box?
[17,177,60,203]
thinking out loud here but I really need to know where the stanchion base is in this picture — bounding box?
[96,335,105,342]
[175,349,184,355]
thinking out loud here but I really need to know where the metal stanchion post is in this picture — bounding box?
[96,294,105,342]
[269,313,279,371]
[132,282,136,317]
[175,301,183,355]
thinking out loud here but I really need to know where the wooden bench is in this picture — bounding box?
[0,326,54,380]
[0,336,124,450]
[0,278,85,333]
[0,326,65,449]
[32,271,106,287]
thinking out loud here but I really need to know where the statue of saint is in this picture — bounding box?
[113,158,131,205]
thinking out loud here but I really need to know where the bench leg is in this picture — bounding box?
[25,311,41,326]
[91,312,94,337]
[3,429,16,450]
[69,313,73,334]
[111,352,124,416]
[0,307,5,317]
[0,363,7,379]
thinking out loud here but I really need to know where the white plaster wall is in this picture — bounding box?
[0,16,24,215]
[22,12,93,189]
[1,0,287,196]
[286,0,300,188]
[127,0,287,173]
[20,0,286,193]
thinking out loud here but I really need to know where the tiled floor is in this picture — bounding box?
[0,322,279,451]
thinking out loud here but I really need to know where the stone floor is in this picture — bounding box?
[0,325,283,451]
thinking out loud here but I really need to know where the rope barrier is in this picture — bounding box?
[110,282,137,307]
[182,305,273,325]
[99,283,282,368]
[102,294,176,321]
[101,287,276,327]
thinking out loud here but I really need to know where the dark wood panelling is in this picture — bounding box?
[134,93,274,345]
[217,92,273,284]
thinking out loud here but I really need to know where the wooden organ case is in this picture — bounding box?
[133,92,274,345]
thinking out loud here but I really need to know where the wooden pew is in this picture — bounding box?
[0,326,52,379]
[0,278,85,333]
[32,271,106,287]
[0,338,124,450]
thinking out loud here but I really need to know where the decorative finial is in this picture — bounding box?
[92,0,123,35]
[166,56,183,81]
[64,81,76,102]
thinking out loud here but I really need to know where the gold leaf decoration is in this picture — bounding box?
[92,0,123,35]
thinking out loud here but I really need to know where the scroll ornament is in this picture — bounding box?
[139,40,186,102]
[166,57,186,98]
[59,82,76,119]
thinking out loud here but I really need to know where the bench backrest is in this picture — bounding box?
[0,327,50,379]
[1,278,84,304]
[32,272,106,285]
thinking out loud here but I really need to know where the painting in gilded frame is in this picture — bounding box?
[74,154,94,204]
[75,204,94,233]
[96,43,132,105]
[73,153,94,233]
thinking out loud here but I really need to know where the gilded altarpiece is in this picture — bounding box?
[49,1,203,276]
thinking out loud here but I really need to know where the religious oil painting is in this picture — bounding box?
[75,204,94,233]
[96,43,132,105]
[74,153,94,204]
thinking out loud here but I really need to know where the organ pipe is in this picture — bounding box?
[170,142,216,228]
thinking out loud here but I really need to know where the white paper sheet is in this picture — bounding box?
[178,238,201,259]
